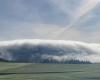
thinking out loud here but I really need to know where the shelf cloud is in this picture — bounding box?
[0,39,100,63]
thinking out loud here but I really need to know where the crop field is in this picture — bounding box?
[0,63,100,80]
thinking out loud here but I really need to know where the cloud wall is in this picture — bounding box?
[0,39,100,63]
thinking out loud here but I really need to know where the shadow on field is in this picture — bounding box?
[0,71,83,75]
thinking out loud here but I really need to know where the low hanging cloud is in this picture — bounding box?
[0,39,100,63]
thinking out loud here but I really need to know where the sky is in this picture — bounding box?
[0,0,100,43]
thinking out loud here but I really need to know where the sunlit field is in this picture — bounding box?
[0,62,100,80]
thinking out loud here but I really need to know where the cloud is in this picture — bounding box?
[0,0,100,43]
[74,0,100,19]
[0,39,100,63]
[0,0,69,25]
[0,22,100,43]
[54,0,100,38]
[0,23,63,40]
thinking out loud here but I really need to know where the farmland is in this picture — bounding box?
[0,63,100,80]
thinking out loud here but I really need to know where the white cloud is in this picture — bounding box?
[74,0,100,19]
[0,0,100,43]
[0,39,100,63]
[54,0,100,39]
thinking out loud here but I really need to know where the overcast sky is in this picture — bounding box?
[0,0,100,43]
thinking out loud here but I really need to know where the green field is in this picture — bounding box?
[0,63,100,80]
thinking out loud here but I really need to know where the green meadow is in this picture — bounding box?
[0,62,100,80]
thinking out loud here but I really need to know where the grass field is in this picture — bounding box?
[0,63,100,80]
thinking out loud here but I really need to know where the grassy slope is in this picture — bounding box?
[0,63,100,80]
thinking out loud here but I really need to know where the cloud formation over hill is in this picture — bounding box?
[0,39,100,63]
